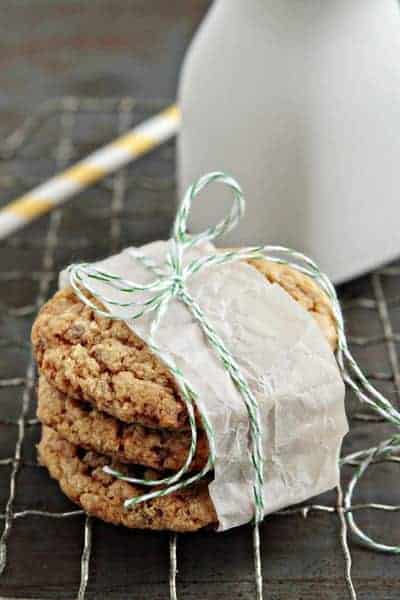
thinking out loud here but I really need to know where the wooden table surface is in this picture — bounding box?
[0,2,399,599]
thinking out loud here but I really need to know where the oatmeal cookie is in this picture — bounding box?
[38,426,217,532]
[32,258,337,430]
[37,375,209,472]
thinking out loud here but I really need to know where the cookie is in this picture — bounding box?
[37,375,209,472]
[32,258,337,430]
[32,286,185,430]
[38,426,217,532]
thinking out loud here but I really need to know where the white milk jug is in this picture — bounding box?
[178,0,400,282]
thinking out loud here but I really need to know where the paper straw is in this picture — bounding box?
[0,104,180,240]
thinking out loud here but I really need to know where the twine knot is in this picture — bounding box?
[168,272,185,296]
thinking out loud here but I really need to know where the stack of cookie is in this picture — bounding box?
[32,258,336,532]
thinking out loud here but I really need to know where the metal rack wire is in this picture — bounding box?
[0,98,398,600]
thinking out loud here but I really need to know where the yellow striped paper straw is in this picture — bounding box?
[0,104,180,240]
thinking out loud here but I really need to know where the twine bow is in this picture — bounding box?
[69,172,400,553]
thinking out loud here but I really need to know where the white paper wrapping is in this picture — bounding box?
[60,240,348,531]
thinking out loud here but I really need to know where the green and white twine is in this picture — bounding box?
[69,171,400,555]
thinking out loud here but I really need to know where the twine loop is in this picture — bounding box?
[69,171,400,550]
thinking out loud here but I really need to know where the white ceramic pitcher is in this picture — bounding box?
[178,0,400,282]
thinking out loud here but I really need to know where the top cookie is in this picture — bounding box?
[32,258,337,431]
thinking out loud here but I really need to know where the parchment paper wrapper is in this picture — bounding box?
[61,240,348,531]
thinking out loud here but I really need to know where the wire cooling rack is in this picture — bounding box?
[0,98,399,600]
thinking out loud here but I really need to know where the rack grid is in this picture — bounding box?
[0,98,399,600]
